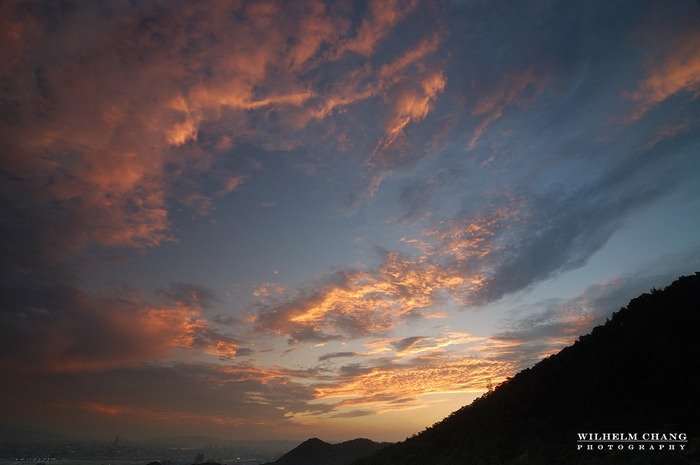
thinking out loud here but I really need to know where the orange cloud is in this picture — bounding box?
[429,208,515,262]
[315,357,514,413]
[181,87,316,127]
[136,305,209,348]
[379,71,446,152]
[207,340,242,359]
[257,252,465,341]
[629,30,700,119]
[254,282,289,298]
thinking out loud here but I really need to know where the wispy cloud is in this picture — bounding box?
[316,355,514,414]
[379,71,447,154]
[629,29,700,119]
[332,0,418,58]
[468,67,546,148]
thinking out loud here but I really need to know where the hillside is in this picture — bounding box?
[262,437,390,465]
[354,273,700,465]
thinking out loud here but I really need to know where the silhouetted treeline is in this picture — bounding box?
[354,273,700,465]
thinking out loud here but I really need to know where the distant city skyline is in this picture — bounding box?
[1,0,699,442]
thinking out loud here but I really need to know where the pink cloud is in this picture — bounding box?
[333,0,418,58]
[628,30,700,119]
[363,70,447,193]
[0,1,350,251]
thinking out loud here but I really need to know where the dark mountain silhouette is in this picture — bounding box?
[262,437,390,465]
[353,273,700,465]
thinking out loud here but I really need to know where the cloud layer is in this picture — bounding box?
[1,0,699,441]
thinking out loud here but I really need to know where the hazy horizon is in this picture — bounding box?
[1,0,699,443]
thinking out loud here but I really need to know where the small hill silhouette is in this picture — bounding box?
[262,437,390,465]
[354,273,700,465]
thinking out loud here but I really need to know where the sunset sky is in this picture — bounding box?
[1,0,699,442]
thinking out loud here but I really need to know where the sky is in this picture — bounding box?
[1,0,699,443]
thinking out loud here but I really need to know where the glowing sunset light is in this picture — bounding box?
[0,0,699,443]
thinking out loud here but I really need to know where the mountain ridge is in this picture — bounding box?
[261,437,390,465]
[353,273,700,464]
